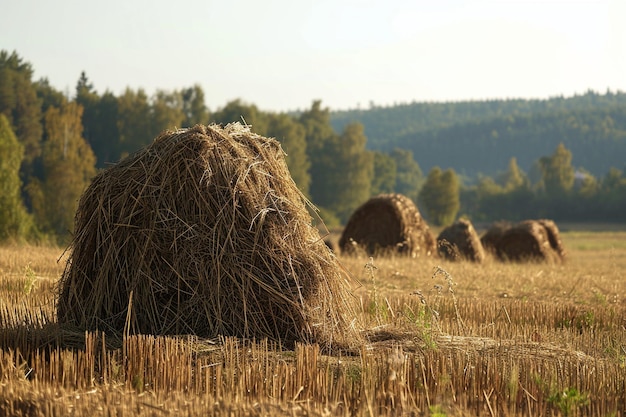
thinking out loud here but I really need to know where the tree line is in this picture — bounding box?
[1,50,625,243]
[331,91,626,178]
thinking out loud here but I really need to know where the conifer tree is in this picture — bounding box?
[94,91,121,165]
[75,71,99,145]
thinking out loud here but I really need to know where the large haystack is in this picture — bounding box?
[437,219,485,262]
[338,193,436,257]
[487,220,562,263]
[57,124,362,350]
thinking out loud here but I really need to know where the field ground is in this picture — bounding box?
[0,227,625,416]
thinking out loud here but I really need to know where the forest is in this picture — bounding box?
[331,92,626,178]
[1,49,626,242]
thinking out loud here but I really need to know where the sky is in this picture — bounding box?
[2,0,625,112]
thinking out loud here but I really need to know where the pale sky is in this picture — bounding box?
[2,0,625,112]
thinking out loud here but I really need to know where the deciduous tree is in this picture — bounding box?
[391,148,423,202]
[29,101,96,237]
[181,84,209,127]
[329,123,373,222]
[371,151,396,195]
[0,114,33,240]
[266,113,310,195]
[0,50,43,176]
[212,99,268,135]
[116,88,152,158]
[299,101,337,211]
[538,143,575,195]
[151,89,185,137]
[418,167,460,226]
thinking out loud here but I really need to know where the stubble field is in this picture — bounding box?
[0,227,624,416]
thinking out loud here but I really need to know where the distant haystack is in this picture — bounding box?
[56,124,363,350]
[437,219,485,262]
[537,219,566,260]
[482,219,564,263]
[480,221,512,255]
[339,193,436,257]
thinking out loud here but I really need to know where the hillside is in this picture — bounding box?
[330,91,626,177]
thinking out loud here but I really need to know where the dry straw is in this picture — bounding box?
[537,219,566,259]
[480,220,511,255]
[57,123,362,351]
[338,193,436,257]
[436,219,485,262]
[481,219,565,263]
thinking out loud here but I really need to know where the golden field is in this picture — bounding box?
[0,228,625,416]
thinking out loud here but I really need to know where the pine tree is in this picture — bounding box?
[94,91,121,165]
[75,72,102,162]
[0,114,32,240]
[36,77,65,114]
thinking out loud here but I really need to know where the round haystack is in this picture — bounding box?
[338,193,436,257]
[537,219,566,260]
[57,124,363,350]
[437,219,485,262]
[480,221,512,255]
[491,220,561,263]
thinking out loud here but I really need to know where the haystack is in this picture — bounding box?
[537,219,566,260]
[338,193,436,257]
[480,221,512,255]
[487,220,562,263]
[57,124,362,350]
[437,219,485,262]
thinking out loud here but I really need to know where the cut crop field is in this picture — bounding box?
[1,229,625,416]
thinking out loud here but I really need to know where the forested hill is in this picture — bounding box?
[330,91,626,177]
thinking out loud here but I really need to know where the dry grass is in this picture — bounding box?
[1,228,625,416]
